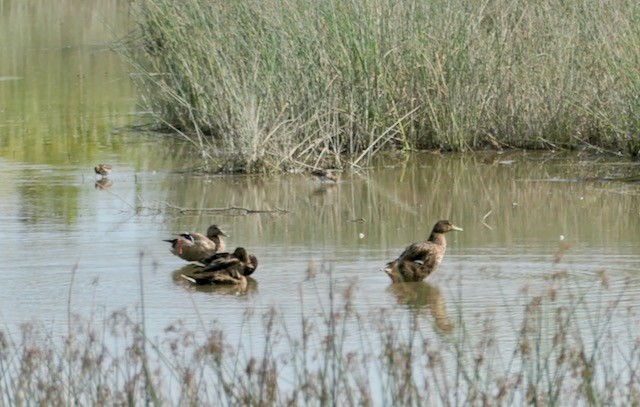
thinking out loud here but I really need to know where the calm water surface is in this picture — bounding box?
[1,1,640,401]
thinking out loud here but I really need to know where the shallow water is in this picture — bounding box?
[2,1,640,402]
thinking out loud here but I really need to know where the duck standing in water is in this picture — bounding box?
[183,247,258,286]
[164,225,228,263]
[383,220,463,283]
[94,164,112,179]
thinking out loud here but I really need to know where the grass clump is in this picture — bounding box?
[121,0,640,172]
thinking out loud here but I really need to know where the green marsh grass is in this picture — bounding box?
[121,0,640,172]
[2,266,640,405]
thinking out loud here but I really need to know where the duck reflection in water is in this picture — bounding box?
[387,282,453,332]
[310,169,339,197]
[94,178,113,190]
[172,263,258,296]
[311,182,338,197]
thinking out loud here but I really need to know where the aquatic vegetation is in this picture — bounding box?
[2,267,640,405]
[120,0,640,172]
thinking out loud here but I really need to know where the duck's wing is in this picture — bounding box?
[175,232,216,262]
[200,256,242,273]
[242,255,259,276]
[201,251,231,265]
[165,234,198,259]
[190,233,217,249]
[397,241,440,268]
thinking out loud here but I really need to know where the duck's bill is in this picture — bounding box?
[452,225,464,232]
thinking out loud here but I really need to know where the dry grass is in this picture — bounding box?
[2,265,640,405]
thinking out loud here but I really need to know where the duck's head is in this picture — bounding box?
[233,247,249,262]
[433,220,463,233]
[248,254,258,268]
[206,224,229,238]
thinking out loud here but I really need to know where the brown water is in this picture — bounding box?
[2,1,640,401]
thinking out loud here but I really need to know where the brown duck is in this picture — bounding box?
[164,225,228,263]
[183,247,257,286]
[311,169,338,183]
[199,247,258,276]
[383,220,462,283]
[94,164,112,179]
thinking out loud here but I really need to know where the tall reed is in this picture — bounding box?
[121,0,640,171]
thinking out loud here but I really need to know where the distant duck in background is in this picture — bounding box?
[164,225,228,263]
[311,169,338,183]
[94,164,112,179]
[383,220,463,283]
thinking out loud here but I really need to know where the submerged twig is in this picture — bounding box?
[482,210,493,229]
[159,201,289,215]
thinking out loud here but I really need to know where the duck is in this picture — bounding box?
[383,220,462,283]
[311,169,338,183]
[164,224,228,263]
[199,247,259,276]
[94,164,112,179]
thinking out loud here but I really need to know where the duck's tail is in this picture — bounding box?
[180,274,197,284]
[382,260,407,283]
[381,260,395,277]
